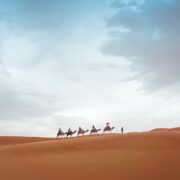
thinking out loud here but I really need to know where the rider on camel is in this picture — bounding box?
[78,126,82,132]
[106,122,110,130]
[68,128,72,133]
[92,125,96,131]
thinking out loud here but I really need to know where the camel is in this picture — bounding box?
[57,128,65,138]
[78,128,89,136]
[65,129,77,137]
[103,126,115,133]
[90,127,101,135]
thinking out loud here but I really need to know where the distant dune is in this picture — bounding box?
[151,127,180,132]
[0,136,54,146]
[0,128,180,180]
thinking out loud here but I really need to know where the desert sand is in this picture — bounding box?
[0,128,180,180]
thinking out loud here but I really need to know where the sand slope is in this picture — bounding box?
[0,130,180,180]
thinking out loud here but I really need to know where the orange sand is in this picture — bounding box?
[0,129,180,180]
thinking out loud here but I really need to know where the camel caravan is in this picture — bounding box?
[57,123,119,138]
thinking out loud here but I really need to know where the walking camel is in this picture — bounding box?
[65,128,77,137]
[103,126,115,133]
[57,128,65,138]
[78,127,89,136]
[90,125,101,135]
[103,123,115,133]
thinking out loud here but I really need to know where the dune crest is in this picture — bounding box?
[151,127,180,132]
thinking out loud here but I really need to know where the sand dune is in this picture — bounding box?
[0,129,180,180]
[151,127,180,132]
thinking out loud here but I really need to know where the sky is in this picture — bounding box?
[0,0,180,137]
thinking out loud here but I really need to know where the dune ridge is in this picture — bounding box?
[151,127,180,132]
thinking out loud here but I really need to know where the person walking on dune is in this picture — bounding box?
[121,127,124,134]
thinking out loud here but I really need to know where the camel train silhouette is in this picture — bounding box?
[57,123,115,138]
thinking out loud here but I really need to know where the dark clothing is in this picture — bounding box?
[121,127,124,134]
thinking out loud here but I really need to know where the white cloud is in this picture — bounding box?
[102,0,180,92]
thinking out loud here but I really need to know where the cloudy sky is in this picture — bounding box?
[0,0,180,137]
